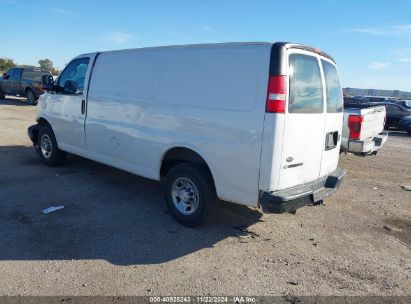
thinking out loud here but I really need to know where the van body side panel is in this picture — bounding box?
[258,114,285,191]
[86,44,271,206]
[85,50,163,180]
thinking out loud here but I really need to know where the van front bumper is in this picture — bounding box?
[27,124,39,145]
[260,167,346,213]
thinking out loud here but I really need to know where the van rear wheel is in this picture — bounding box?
[164,163,216,227]
[37,124,66,166]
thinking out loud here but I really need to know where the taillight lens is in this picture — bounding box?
[39,85,44,93]
[266,75,286,113]
[348,115,363,140]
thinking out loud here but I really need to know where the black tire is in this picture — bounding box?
[26,89,37,105]
[0,88,5,100]
[164,162,216,227]
[37,124,66,166]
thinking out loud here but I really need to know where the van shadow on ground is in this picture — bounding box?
[0,146,262,266]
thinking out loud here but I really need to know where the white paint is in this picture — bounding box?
[37,42,344,208]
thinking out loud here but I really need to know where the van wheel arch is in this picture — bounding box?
[30,118,51,145]
[37,117,51,127]
[37,123,66,166]
[160,147,216,186]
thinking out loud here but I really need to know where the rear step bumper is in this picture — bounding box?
[260,167,346,213]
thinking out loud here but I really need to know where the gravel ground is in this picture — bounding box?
[0,96,410,297]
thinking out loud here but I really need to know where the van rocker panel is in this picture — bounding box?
[260,167,346,213]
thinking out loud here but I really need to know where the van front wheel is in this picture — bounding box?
[164,163,216,227]
[37,124,66,166]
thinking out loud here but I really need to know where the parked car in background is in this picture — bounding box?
[399,116,411,134]
[344,100,411,129]
[396,100,411,109]
[341,105,388,156]
[384,103,411,129]
[343,96,363,104]
[0,67,52,105]
[27,42,346,226]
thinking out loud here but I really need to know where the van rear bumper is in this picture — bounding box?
[260,167,346,213]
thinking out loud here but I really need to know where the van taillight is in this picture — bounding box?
[39,85,44,93]
[348,115,363,140]
[266,75,286,113]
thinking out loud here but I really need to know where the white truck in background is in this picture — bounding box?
[341,105,388,156]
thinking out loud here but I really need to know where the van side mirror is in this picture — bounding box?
[41,75,54,91]
[63,80,77,94]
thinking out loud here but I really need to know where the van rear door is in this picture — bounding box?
[319,58,343,177]
[277,49,326,190]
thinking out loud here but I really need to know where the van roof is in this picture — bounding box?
[78,41,335,62]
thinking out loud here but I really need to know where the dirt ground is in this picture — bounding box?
[0,96,410,297]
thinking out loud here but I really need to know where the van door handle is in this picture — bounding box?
[325,131,338,151]
[81,99,85,115]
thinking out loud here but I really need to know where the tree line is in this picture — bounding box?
[0,58,59,75]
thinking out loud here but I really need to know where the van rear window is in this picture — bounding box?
[322,60,342,113]
[288,54,323,113]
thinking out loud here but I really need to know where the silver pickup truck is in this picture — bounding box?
[341,105,388,156]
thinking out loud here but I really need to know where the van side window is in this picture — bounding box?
[288,54,323,113]
[58,57,90,93]
[322,60,342,113]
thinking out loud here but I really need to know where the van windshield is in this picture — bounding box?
[322,60,342,113]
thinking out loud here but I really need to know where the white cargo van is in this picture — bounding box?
[28,42,346,226]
